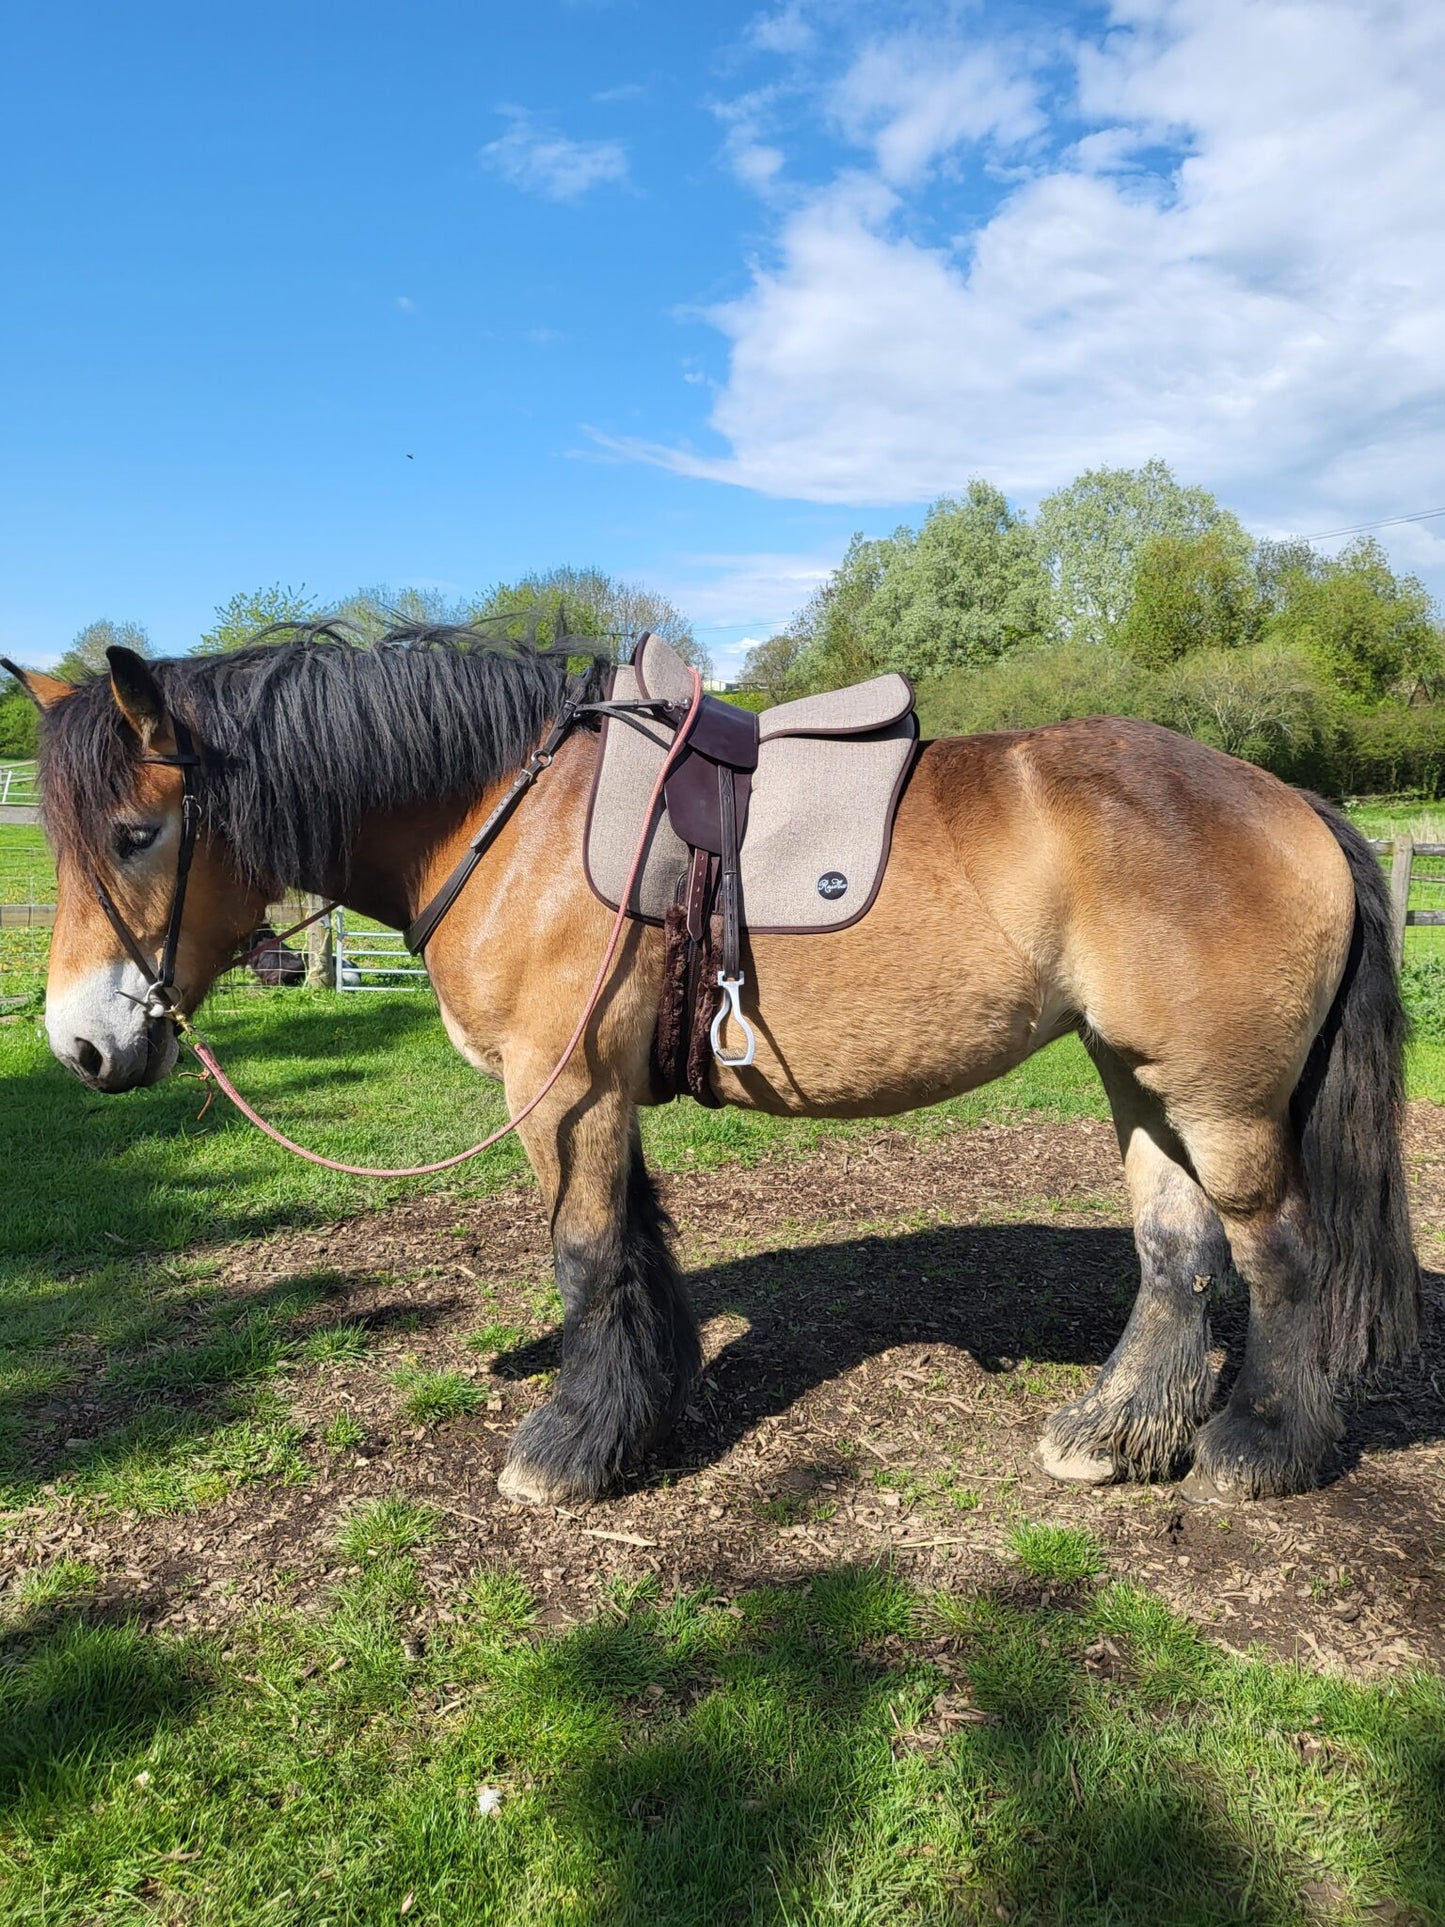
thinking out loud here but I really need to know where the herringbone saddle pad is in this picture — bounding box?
[585,634,917,933]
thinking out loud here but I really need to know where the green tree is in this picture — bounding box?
[0,688,38,758]
[1264,538,1442,703]
[326,584,477,646]
[1037,460,1248,646]
[1115,528,1260,670]
[1253,538,1323,611]
[860,481,1054,678]
[789,533,896,691]
[55,618,152,682]
[473,567,710,676]
[918,639,1141,737]
[1147,641,1335,776]
[195,583,317,653]
[740,632,808,700]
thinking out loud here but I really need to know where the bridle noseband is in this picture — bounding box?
[90,715,202,1022]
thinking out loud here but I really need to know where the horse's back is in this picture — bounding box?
[725,716,1355,1122]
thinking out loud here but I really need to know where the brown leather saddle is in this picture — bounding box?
[584,636,918,1105]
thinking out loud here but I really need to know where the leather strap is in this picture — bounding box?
[405,687,686,957]
[90,717,202,1016]
[717,758,741,983]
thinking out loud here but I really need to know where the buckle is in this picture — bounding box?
[710,972,757,1069]
[142,981,180,1022]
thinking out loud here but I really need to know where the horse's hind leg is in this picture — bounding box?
[1038,1046,1224,1484]
[1178,1118,1343,1501]
[498,1084,700,1506]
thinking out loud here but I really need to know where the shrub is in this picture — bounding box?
[1144,642,1338,784]
[918,640,1142,737]
[1332,702,1445,798]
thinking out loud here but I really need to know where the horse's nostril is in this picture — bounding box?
[74,1039,104,1080]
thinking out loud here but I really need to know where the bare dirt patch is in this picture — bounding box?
[9,1111,1444,1673]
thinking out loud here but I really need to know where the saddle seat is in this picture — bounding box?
[584,633,918,1098]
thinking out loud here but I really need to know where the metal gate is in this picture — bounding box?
[333,910,430,992]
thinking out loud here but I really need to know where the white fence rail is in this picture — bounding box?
[333,910,430,993]
[0,762,40,808]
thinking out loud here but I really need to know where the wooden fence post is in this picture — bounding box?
[303,896,334,988]
[1388,835,1413,968]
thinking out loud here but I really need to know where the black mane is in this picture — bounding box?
[40,626,610,894]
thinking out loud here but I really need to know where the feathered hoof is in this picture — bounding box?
[496,1455,586,1507]
[1031,1438,1118,1485]
[1178,1466,1244,1507]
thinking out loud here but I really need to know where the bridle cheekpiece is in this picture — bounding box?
[90,712,203,1023]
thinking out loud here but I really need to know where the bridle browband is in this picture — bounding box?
[89,682,689,1023]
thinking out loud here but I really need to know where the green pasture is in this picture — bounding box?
[3,1551,1442,1926]
[3,808,1444,1924]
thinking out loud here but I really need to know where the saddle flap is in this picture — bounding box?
[683,691,760,770]
[758,673,915,742]
[665,757,752,857]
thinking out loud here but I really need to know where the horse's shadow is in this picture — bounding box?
[493,1220,1445,1482]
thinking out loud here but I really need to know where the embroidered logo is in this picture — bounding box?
[817,871,849,900]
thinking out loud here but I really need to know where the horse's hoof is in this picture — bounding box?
[1178,1466,1240,1507]
[497,1456,576,1507]
[1033,1439,1116,1485]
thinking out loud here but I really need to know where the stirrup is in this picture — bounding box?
[710,971,757,1069]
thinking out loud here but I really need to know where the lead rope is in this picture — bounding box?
[178,669,704,1177]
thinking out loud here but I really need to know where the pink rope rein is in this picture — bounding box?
[185,669,703,1178]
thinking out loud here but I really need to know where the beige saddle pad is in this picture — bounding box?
[584,634,918,934]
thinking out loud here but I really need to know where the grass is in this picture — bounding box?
[1007,1521,1107,1585]
[294,1322,372,1366]
[466,1320,525,1355]
[0,824,54,907]
[0,1565,1440,1925]
[395,1368,482,1425]
[334,1497,438,1561]
[0,986,1109,1270]
[322,1409,366,1453]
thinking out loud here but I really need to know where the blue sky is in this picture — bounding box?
[2,0,1442,677]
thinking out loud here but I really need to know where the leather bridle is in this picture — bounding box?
[89,715,204,1022]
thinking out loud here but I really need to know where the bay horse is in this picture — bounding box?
[8,631,1418,1508]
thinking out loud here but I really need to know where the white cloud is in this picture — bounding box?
[829,33,1044,183]
[480,108,629,202]
[750,3,816,56]
[637,0,1445,545]
[654,550,836,633]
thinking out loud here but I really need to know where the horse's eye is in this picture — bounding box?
[114,822,160,860]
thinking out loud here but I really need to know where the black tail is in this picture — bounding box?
[1292,795,1420,1384]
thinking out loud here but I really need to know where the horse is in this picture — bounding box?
[7,629,1419,1509]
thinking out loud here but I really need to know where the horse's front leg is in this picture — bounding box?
[497,1078,699,1506]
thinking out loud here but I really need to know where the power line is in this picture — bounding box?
[1297,505,1445,542]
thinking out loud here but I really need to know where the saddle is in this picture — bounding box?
[585,634,918,1103]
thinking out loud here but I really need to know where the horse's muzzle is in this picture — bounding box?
[59,1017,179,1093]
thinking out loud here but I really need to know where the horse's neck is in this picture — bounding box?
[334,800,475,929]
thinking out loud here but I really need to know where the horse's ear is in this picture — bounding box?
[106,647,171,749]
[1,658,75,709]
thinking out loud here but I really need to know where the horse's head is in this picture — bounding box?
[5,649,268,1091]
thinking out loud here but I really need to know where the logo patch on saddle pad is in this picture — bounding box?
[817,871,849,900]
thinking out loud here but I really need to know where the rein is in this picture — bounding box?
[99,669,704,1177]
